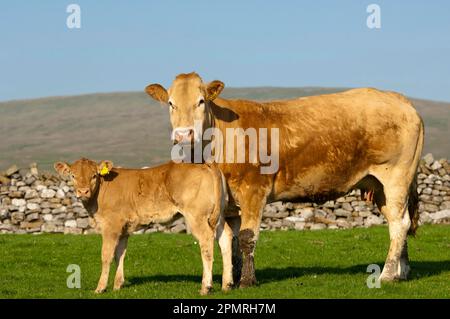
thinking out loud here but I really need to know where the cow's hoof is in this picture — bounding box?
[200,286,213,296]
[379,272,408,282]
[380,260,410,282]
[239,277,257,288]
[379,272,396,282]
[398,260,411,280]
[379,270,408,282]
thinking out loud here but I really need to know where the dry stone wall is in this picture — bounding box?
[1,154,449,235]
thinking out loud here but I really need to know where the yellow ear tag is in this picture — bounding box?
[100,166,109,176]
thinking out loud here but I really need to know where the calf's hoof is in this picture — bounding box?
[222,282,234,292]
[113,280,124,291]
[94,287,106,294]
[200,286,213,296]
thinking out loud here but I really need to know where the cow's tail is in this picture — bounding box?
[408,117,424,236]
[407,176,419,236]
[208,167,228,229]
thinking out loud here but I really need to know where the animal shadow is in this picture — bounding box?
[126,260,450,287]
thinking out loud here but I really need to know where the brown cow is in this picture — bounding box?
[145,72,424,287]
[54,158,232,295]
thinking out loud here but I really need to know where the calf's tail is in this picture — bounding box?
[208,168,228,229]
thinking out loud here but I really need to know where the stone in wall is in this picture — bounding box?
[0,154,449,234]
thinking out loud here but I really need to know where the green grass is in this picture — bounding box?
[0,225,450,299]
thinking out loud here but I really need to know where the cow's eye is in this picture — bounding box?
[168,101,175,110]
[198,99,205,107]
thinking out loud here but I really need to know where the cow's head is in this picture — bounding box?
[145,72,224,145]
[54,158,113,201]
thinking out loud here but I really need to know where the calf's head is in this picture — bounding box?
[54,158,113,201]
[145,72,224,145]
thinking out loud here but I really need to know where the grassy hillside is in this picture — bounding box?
[0,88,449,171]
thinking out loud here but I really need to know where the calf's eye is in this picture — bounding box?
[198,99,205,107]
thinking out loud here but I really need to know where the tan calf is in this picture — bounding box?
[54,158,232,295]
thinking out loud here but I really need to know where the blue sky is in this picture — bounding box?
[0,0,449,102]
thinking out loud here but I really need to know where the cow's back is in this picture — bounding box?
[213,88,423,202]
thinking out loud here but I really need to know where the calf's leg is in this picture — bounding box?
[198,232,215,295]
[216,218,234,291]
[113,235,129,290]
[186,214,216,295]
[95,231,120,293]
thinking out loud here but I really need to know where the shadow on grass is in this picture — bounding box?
[127,260,450,287]
[127,274,222,287]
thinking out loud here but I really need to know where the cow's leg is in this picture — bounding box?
[238,189,268,288]
[216,218,234,291]
[381,204,411,281]
[372,117,422,281]
[225,216,242,285]
[374,182,411,281]
[95,231,120,293]
[400,241,410,278]
[113,235,129,291]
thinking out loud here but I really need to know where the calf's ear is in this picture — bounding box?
[205,80,224,101]
[145,84,169,103]
[97,160,114,176]
[54,162,71,177]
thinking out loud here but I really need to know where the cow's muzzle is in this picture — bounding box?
[172,127,195,145]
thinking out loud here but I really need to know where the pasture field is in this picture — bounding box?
[0,225,449,299]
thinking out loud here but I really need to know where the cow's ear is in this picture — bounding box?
[97,160,114,176]
[145,84,169,103]
[205,80,224,101]
[54,162,71,177]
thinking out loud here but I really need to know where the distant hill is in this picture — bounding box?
[0,87,449,172]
